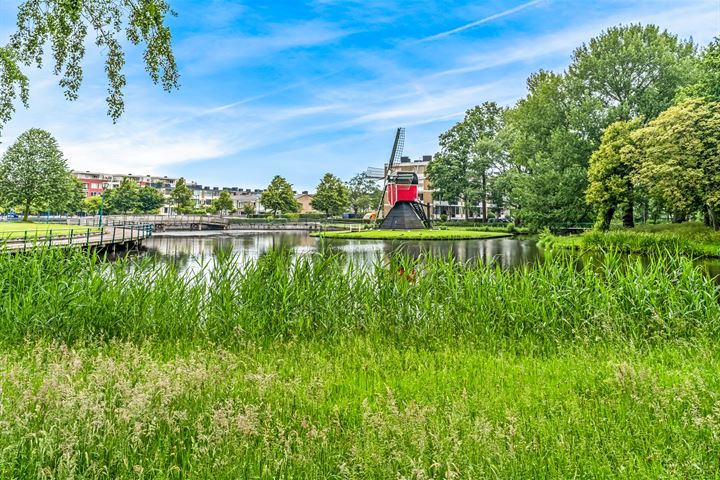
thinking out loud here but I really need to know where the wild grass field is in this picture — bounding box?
[1,249,719,478]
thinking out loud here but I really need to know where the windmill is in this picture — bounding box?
[371,128,431,229]
[373,127,405,223]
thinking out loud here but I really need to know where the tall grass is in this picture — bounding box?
[0,248,717,347]
[541,222,720,257]
[2,250,720,478]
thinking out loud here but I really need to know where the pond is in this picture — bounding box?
[141,230,720,281]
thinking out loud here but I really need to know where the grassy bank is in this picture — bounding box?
[1,249,720,477]
[312,228,512,240]
[0,222,99,239]
[542,222,720,257]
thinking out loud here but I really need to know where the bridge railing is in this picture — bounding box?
[71,215,230,227]
[1,224,153,251]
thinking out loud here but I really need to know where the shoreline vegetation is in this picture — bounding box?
[1,249,720,477]
[541,222,720,258]
[312,227,513,240]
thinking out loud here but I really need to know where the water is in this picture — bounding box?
[141,230,720,281]
[142,230,544,270]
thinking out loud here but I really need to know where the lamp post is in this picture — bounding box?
[99,183,110,227]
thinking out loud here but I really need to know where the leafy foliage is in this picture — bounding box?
[586,118,643,230]
[0,128,73,220]
[311,173,349,217]
[568,23,697,122]
[428,102,506,219]
[0,0,179,134]
[260,176,299,215]
[106,178,140,214]
[137,185,166,213]
[632,99,720,229]
[346,172,381,214]
[170,178,194,214]
[679,37,720,102]
[210,190,234,215]
[502,71,595,229]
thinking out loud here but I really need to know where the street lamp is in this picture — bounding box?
[99,183,110,227]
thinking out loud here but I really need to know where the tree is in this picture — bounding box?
[137,185,166,213]
[171,177,194,214]
[0,128,73,221]
[311,173,349,217]
[346,172,381,215]
[242,202,255,216]
[211,190,234,216]
[502,71,595,229]
[679,37,720,102]
[0,0,179,134]
[83,196,103,215]
[427,102,506,220]
[568,24,697,122]
[106,177,140,214]
[567,24,698,226]
[632,99,720,229]
[260,176,299,215]
[63,176,86,214]
[586,118,643,230]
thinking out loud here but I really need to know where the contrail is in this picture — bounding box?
[414,0,548,44]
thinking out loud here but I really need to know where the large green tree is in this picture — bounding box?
[171,177,194,214]
[312,173,349,217]
[346,172,381,215]
[106,177,140,214]
[0,128,73,221]
[0,0,179,134]
[137,185,166,213]
[568,24,697,122]
[568,24,698,226]
[502,71,595,229]
[632,99,720,229]
[260,176,299,215]
[586,118,643,230]
[427,102,506,220]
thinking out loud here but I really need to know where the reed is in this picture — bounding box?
[0,248,718,347]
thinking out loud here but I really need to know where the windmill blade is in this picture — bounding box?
[375,127,405,223]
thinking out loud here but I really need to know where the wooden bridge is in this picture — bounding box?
[1,224,153,252]
[71,215,230,231]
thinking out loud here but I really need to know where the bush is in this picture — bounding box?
[440,213,448,222]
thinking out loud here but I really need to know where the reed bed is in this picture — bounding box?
[0,248,718,347]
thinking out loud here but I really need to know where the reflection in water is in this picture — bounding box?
[141,230,720,282]
[142,230,545,271]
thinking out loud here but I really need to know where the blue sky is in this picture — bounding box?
[0,0,718,190]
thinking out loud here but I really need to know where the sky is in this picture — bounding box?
[0,0,718,191]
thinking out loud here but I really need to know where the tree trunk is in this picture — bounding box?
[23,199,31,222]
[622,204,634,228]
[598,206,615,231]
[481,173,487,222]
[704,208,711,227]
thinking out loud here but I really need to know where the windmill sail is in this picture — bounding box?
[375,128,405,222]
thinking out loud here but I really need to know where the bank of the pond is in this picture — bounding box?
[312,228,512,240]
[542,222,720,258]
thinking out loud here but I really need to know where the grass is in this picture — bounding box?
[541,222,720,257]
[312,227,512,240]
[0,222,99,240]
[1,248,720,478]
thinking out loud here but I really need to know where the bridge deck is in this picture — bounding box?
[2,225,152,251]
